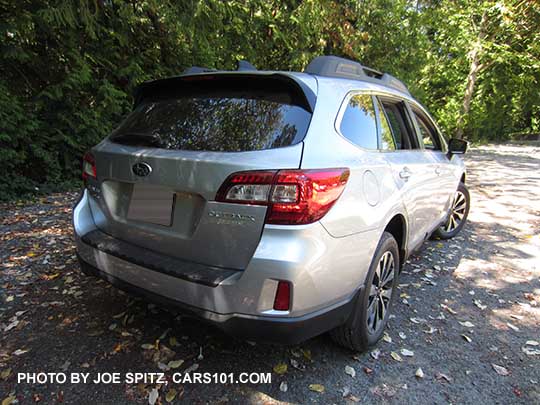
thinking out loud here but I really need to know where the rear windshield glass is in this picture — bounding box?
[110,78,312,152]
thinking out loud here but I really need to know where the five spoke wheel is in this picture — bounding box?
[367,251,395,333]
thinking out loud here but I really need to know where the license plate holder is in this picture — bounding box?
[127,184,175,226]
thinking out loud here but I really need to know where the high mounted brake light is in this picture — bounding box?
[216,168,350,225]
[82,152,96,180]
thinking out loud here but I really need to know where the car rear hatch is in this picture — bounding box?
[87,73,316,270]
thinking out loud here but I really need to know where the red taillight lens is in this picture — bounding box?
[216,168,349,225]
[273,281,291,311]
[82,152,96,180]
[268,169,350,225]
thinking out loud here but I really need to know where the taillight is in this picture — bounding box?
[216,168,350,225]
[82,152,96,180]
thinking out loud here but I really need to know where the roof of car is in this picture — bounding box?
[179,55,411,97]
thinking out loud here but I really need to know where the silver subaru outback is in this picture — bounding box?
[73,56,470,351]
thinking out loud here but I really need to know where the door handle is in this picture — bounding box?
[399,167,412,180]
[435,166,442,175]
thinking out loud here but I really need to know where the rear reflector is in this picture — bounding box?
[82,152,96,180]
[273,281,291,311]
[216,168,350,225]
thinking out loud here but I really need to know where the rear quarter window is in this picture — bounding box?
[339,94,378,150]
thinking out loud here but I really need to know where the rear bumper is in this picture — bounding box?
[77,254,358,344]
[73,189,378,343]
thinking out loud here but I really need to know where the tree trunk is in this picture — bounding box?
[455,10,489,139]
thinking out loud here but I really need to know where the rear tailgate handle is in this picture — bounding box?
[435,166,442,175]
[399,167,412,180]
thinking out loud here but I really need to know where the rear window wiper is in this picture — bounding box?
[110,132,162,147]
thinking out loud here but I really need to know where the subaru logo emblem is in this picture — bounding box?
[132,162,152,177]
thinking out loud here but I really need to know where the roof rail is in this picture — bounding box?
[304,55,410,96]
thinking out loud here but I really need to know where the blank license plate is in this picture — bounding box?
[127,184,175,226]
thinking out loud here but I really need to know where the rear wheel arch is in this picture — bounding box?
[383,214,407,268]
[460,172,466,184]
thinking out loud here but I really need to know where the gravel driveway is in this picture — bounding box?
[1,144,539,404]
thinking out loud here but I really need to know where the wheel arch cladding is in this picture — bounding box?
[384,214,407,268]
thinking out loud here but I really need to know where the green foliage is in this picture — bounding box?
[0,0,538,200]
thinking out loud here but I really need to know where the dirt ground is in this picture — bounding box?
[1,144,539,404]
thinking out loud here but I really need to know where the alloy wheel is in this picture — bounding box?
[367,251,395,333]
[444,190,467,232]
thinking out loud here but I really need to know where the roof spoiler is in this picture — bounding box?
[133,73,316,113]
[304,55,410,96]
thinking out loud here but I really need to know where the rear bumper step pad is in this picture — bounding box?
[80,229,239,287]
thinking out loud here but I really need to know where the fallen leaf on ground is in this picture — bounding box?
[441,304,457,314]
[184,363,199,373]
[2,396,16,405]
[390,352,402,362]
[382,332,392,343]
[473,299,487,310]
[148,388,159,405]
[0,369,11,380]
[345,394,361,402]
[363,367,373,375]
[507,323,519,332]
[400,349,414,357]
[273,363,287,375]
[12,349,29,356]
[415,368,425,378]
[168,360,184,369]
[309,384,325,393]
[492,364,510,376]
[279,382,288,392]
[165,389,177,402]
[526,340,539,346]
[345,365,356,377]
[459,321,475,328]
[370,349,381,360]
[522,346,540,356]
[141,344,154,350]
[462,334,472,343]
[436,372,452,383]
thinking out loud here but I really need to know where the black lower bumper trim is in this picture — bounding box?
[77,255,358,345]
[81,229,238,287]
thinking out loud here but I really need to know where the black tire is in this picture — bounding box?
[330,232,400,352]
[433,182,470,240]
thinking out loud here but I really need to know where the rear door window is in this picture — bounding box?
[338,94,378,150]
[377,98,419,150]
[110,77,312,152]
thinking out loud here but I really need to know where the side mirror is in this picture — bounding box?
[448,138,468,155]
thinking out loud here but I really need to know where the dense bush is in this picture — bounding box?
[0,0,538,200]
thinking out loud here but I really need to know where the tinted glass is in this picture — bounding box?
[110,95,311,152]
[376,99,396,150]
[339,94,378,149]
[413,111,441,150]
[379,100,419,150]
